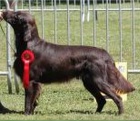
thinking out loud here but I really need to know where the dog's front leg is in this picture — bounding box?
[30,82,41,114]
[24,81,41,115]
[24,82,33,115]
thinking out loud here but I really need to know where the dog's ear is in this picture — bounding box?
[24,23,32,42]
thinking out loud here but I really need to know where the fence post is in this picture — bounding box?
[13,0,20,94]
[80,0,85,45]
[41,0,45,39]
[67,0,70,45]
[93,0,97,46]
[54,0,57,44]
[4,0,12,94]
[106,0,109,52]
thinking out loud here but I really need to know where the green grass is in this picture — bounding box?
[0,75,139,120]
[0,3,140,120]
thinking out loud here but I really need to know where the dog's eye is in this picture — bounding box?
[15,14,21,20]
[16,15,21,20]
[14,14,19,19]
[14,14,25,24]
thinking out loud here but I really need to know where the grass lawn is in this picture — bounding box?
[0,74,139,120]
[0,3,140,120]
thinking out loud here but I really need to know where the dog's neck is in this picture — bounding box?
[14,28,40,57]
[14,34,27,57]
[13,20,41,58]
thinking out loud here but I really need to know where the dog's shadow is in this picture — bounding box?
[0,102,23,114]
[67,109,117,115]
[45,109,117,116]
[0,102,117,115]
[0,108,23,114]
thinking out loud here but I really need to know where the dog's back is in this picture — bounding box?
[1,10,135,115]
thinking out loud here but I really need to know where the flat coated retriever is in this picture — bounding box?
[0,10,135,115]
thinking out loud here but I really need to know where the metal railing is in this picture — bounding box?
[0,0,12,94]
[0,0,19,94]
[0,0,140,93]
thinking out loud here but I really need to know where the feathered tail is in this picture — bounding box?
[106,61,135,94]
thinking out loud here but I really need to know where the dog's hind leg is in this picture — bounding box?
[82,76,106,113]
[81,62,123,114]
[24,81,41,115]
[93,76,124,114]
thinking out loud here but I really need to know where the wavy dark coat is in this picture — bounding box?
[2,10,135,115]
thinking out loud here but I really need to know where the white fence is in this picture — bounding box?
[0,0,140,93]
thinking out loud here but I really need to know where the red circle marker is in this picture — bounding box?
[21,50,34,89]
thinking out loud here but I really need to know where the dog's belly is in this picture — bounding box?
[34,68,80,83]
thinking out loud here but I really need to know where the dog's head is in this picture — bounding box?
[2,10,34,26]
[0,10,38,42]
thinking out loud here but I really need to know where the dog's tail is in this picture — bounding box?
[106,62,135,94]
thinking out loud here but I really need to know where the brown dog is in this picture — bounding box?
[0,10,135,115]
